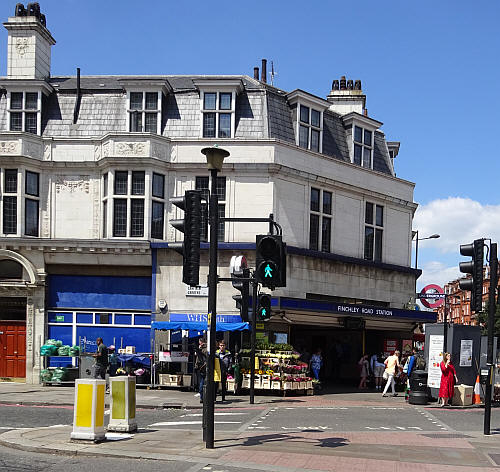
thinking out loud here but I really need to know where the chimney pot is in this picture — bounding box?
[340,76,347,90]
[354,80,362,90]
[347,80,353,90]
[261,59,267,83]
[332,79,339,91]
[363,109,368,117]
[253,67,259,80]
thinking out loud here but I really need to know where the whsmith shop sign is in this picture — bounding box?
[278,297,437,322]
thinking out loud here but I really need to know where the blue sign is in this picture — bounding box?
[170,313,243,323]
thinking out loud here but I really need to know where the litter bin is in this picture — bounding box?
[409,370,428,405]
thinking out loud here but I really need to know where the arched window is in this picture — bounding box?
[0,259,23,279]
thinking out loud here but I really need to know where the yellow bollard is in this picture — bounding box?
[107,376,137,432]
[70,379,106,441]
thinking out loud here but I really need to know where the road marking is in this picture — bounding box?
[365,426,423,431]
[182,412,245,417]
[150,421,241,426]
[281,426,331,430]
[307,407,348,410]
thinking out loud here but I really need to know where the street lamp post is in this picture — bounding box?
[413,231,440,270]
[201,145,229,450]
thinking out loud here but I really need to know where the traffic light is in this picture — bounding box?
[459,239,484,312]
[169,190,202,287]
[255,235,286,289]
[257,293,272,321]
[232,267,250,322]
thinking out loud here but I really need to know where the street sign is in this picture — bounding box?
[418,284,445,309]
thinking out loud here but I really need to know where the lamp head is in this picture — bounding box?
[201,145,230,171]
[429,234,440,239]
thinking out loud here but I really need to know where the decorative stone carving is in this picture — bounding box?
[152,142,166,159]
[0,141,19,154]
[15,37,29,56]
[170,146,177,162]
[92,179,100,239]
[115,142,146,156]
[25,142,42,158]
[94,144,101,160]
[43,144,51,160]
[55,175,90,194]
[102,142,111,157]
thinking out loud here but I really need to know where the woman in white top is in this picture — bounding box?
[382,350,401,397]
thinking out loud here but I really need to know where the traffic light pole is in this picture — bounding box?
[204,168,219,449]
[484,242,497,435]
[250,276,257,404]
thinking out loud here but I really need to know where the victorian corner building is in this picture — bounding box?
[0,5,434,383]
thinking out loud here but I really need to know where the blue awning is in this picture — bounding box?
[151,321,249,332]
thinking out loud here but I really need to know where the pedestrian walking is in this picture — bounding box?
[372,353,385,391]
[194,338,207,403]
[310,348,323,380]
[215,340,231,402]
[438,352,458,407]
[382,350,401,397]
[358,354,369,389]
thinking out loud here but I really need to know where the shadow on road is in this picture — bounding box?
[215,433,350,450]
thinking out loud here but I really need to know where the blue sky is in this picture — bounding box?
[1,1,498,291]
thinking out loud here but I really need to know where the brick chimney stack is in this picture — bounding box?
[327,75,366,115]
[4,2,56,79]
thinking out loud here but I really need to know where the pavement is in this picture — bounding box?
[1,381,500,471]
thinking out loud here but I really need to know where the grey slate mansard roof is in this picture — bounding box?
[0,74,394,176]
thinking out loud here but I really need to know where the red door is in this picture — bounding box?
[0,322,26,378]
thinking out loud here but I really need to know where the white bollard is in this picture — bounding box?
[107,375,137,432]
[70,379,106,441]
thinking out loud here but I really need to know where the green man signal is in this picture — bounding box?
[255,234,286,289]
[257,293,272,321]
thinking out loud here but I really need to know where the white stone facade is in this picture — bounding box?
[0,4,422,383]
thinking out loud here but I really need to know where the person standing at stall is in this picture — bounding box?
[194,338,207,404]
[93,337,108,380]
[216,340,232,402]
[439,352,458,407]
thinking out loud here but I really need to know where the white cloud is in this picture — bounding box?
[413,197,500,254]
[417,260,461,291]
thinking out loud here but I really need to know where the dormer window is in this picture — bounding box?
[287,90,328,154]
[194,79,243,140]
[299,105,322,152]
[201,91,234,138]
[353,125,372,168]
[128,91,161,133]
[8,91,40,134]
[342,112,383,170]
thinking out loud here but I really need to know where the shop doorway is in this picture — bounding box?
[291,325,363,385]
[0,297,27,379]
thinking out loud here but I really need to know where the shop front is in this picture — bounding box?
[262,297,436,385]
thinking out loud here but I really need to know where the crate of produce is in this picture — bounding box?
[271,380,281,390]
[158,374,170,385]
[253,374,262,389]
[282,381,293,390]
[227,379,236,393]
[168,374,182,385]
[242,375,251,389]
[261,375,271,389]
[299,381,306,389]
[306,380,313,389]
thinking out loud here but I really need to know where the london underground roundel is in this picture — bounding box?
[419,284,445,309]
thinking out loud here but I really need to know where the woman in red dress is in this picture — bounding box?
[439,352,458,406]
